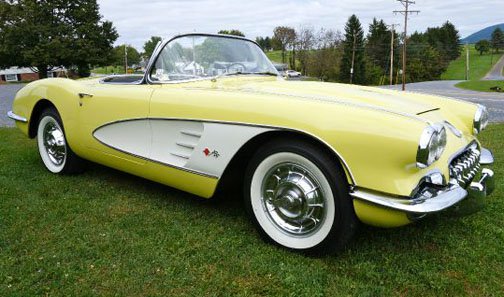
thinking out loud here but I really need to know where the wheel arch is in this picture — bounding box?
[215,129,355,196]
[28,99,57,138]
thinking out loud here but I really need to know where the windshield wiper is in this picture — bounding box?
[250,71,279,76]
[223,71,279,77]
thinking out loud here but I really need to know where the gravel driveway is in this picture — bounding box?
[0,84,25,127]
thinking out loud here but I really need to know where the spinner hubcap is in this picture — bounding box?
[261,162,326,235]
[42,120,66,166]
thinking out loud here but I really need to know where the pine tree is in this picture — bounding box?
[339,15,366,84]
[491,28,504,53]
[366,18,392,74]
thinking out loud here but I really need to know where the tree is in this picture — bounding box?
[0,0,118,78]
[296,26,316,75]
[217,29,245,37]
[491,28,504,53]
[271,37,283,51]
[112,45,140,68]
[365,19,392,79]
[475,40,491,55]
[264,37,272,51]
[339,15,366,84]
[255,36,272,51]
[406,42,444,82]
[273,26,296,64]
[143,36,162,59]
[423,21,461,62]
[308,28,342,81]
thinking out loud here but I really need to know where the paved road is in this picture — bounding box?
[484,55,504,80]
[0,84,25,127]
[382,80,504,122]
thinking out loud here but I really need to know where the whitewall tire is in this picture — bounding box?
[244,138,357,254]
[36,108,84,174]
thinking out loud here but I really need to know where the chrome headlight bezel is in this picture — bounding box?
[416,123,447,168]
[473,104,489,135]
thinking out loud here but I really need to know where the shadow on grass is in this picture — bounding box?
[79,159,483,259]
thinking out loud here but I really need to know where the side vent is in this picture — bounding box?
[169,129,202,162]
[181,130,202,138]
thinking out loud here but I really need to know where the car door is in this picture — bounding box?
[76,83,157,165]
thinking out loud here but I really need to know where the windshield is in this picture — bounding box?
[149,35,278,82]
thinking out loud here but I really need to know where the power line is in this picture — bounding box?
[394,0,420,91]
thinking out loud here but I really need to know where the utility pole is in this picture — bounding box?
[394,0,419,91]
[388,24,400,86]
[465,42,470,80]
[124,44,128,74]
[350,30,357,84]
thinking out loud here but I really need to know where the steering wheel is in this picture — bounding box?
[227,63,246,74]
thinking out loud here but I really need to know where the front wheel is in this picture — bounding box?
[37,108,84,174]
[244,139,357,255]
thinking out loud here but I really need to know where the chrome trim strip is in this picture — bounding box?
[199,87,428,124]
[351,186,468,214]
[443,121,462,138]
[7,111,28,123]
[92,117,357,185]
[92,135,219,179]
[480,148,494,165]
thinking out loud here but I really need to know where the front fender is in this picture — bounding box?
[11,78,85,147]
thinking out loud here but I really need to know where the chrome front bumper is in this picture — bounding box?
[351,148,495,214]
[7,111,28,123]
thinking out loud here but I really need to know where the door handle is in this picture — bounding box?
[78,93,94,98]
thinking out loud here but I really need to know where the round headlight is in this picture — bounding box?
[416,124,447,168]
[474,104,489,134]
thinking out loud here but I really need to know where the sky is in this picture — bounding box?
[97,0,504,51]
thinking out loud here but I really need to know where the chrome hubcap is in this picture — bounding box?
[43,120,66,165]
[261,162,326,235]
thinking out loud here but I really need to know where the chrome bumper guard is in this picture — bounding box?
[7,111,28,123]
[351,148,495,214]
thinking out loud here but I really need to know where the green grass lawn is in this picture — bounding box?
[1,126,503,296]
[441,46,503,81]
[92,66,126,75]
[265,50,286,64]
[456,80,504,92]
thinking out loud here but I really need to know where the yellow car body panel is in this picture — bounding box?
[10,75,482,227]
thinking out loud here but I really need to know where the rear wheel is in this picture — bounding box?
[244,139,357,255]
[37,108,84,174]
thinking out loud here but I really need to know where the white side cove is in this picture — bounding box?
[93,119,273,178]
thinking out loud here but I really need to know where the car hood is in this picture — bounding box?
[206,77,439,116]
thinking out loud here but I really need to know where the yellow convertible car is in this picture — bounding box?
[8,33,495,254]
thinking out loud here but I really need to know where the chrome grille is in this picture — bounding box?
[449,144,481,188]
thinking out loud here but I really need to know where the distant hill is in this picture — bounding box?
[462,23,504,43]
